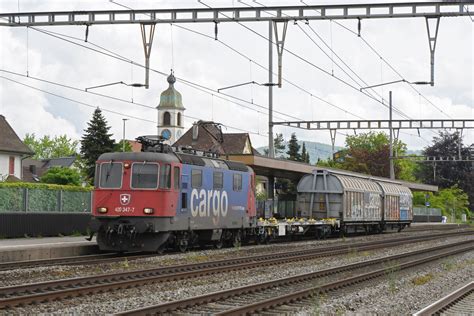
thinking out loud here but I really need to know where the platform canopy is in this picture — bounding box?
[227,154,438,192]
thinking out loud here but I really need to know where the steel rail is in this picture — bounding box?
[0,252,153,272]
[414,281,474,316]
[0,232,470,309]
[120,242,474,315]
[215,246,474,316]
[1,2,473,27]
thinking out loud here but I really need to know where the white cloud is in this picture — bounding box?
[0,0,472,151]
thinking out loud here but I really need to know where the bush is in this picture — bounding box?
[41,167,81,186]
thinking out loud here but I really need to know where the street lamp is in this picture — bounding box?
[122,118,129,152]
[360,80,431,179]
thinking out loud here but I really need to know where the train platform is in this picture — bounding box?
[0,236,98,263]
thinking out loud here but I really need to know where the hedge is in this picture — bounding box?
[0,182,93,192]
[0,182,92,213]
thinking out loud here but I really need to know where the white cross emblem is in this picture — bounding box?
[120,194,131,205]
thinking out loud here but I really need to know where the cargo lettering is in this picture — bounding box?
[190,189,228,218]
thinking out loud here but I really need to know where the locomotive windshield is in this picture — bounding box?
[131,163,159,189]
[99,162,123,189]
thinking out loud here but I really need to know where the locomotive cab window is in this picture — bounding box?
[213,172,223,190]
[191,169,202,188]
[233,173,242,191]
[159,164,171,189]
[131,163,159,189]
[173,166,180,190]
[99,162,123,189]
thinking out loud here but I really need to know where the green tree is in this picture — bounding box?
[24,134,79,159]
[263,133,286,157]
[287,133,301,161]
[41,167,81,186]
[80,108,115,181]
[415,131,472,209]
[113,140,133,152]
[413,186,470,221]
[336,132,406,178]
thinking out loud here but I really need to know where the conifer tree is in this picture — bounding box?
[286,133,301,161]
[81,108,115,180]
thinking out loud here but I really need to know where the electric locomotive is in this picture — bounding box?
[89,137,414,253]
[89,136,256,252]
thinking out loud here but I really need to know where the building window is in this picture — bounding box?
[163,112,171,126]
[177,112,182,126]
[8,156,14,175]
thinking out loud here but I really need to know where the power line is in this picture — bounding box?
[0,74,264,136]
[231,0,413,120]
[28,26,301,123]
[299,0,453,119]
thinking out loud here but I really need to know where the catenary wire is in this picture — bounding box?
[0,75,264,136]
[299,0,454,119]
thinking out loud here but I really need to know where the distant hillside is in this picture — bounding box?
[257,141,343,165]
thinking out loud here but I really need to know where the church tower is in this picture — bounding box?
[156,71,185,145]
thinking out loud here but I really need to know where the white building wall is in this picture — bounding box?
[0,152,22,180]
[158,108,185,145]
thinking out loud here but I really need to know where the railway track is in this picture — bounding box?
[406,224,470,232]
[0,252,154,271]
[0,229,471,272]
[118,241,474,315]
[0,231,471,310]
[414,281,474,316]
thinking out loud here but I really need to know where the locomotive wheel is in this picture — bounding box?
[178,239,188,252]
[214,239,223,249]
[232,231,242,248]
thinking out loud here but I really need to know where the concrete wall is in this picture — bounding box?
[0,152,22,180]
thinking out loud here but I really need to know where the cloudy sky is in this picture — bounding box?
[0,0,472,153]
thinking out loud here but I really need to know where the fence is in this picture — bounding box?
[413,207,442,223]
[0,187,91,213]
[0,187,92,237]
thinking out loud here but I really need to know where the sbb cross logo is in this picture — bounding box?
[120,194,131,206]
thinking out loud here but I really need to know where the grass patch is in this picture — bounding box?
[411,273,434,286]
[185,253,210,263]
[383,261,401,293]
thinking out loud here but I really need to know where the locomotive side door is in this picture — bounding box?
[180,174,189,214]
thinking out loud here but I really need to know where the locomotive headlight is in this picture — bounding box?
[143,208,154,214]
[97,207,108,213]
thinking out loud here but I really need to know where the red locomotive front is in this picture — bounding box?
[90,151,181,252]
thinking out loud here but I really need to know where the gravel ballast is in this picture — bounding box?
[3,232,472,314]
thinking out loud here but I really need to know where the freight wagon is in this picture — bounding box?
[296,169,413,235]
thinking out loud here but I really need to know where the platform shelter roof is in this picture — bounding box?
[227,154,438,192]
